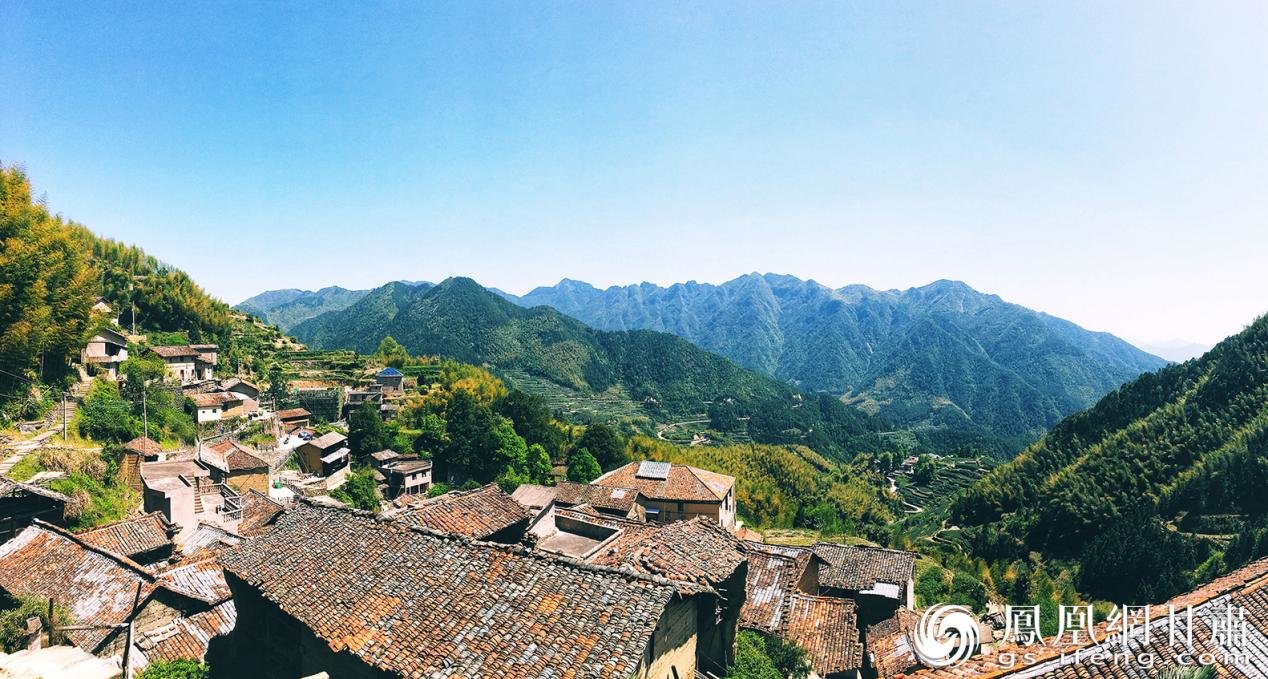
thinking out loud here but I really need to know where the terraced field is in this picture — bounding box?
[893,455,997,539]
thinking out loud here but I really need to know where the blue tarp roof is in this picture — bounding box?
[377,367,403,377]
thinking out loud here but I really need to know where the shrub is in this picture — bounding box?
[138,660,210,679]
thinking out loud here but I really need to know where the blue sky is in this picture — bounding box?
[2,2,1265,347]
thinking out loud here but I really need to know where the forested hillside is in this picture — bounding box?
[952,313,1268,602]
[293,278,891,459]
[236,286,377,331]
[0,164,236,420]
[511,274,1166,450]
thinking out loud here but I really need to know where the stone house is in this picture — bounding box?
[370,451,432,499]
[373,366,404,393]
[140,459,240,542]
[81,327,129,379]
[188,391,244,423]
[213,501,713,679]
[119,436,165,491]
[275,407,311,431]
[593,461,736,530]
[295,432,350,480]
[150,345,203,383]
[201,440,271,495]
[812,543,916,625]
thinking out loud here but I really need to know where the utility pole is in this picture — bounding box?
[142,382,148,440]
[62,393,67,441]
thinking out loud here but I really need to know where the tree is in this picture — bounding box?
[0,595,71,652]
[375,336,411,367]
[494,390,565,456]
[265,363,288,408]
[575,424,626,470]
[524,443,553,484]
[1078,507,1199,604]
[78,380,138,442]
[413,413,448,456]
[137,660,210,679]
[567,448,602,483]
[348,401,392,459]
[331,467,380,511]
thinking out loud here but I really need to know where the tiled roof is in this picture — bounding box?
[237,490,284,537]
[911,557,1268,678]
[554,480,641,514]
[150,345,200,358]
[218,501,682,678]
[76,512,174,560]
[369,449,400,463]
[179,524,243,556]
[205,440,268,472]
[305,432,347,450]
[220,377,258,392]
[157,555,232,604]
[593,461,734,503]
[123,436,164,456]
[510,483,557,511]
[586,516,746,588]
[813,542,916,593]
[783,594,864,676]
[739,543,807,634]
[866,608,920,679]
[138,600,236,665]
[0,521,157,650]
[392,484,527,540]
[189,392,240,408]
[0,476,70,503]
[275,408,310,420]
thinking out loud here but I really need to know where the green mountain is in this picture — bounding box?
[237,287,374,331]
[292,278,891,459]
[951,312,1268,598]
[510,274,1167,446]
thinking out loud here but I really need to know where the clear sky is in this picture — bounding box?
[3,2,1265,347]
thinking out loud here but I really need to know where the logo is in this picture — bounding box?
[913,604,979,668]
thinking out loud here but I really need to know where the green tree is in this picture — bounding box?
[567,447,602,483]
[0,596,72,652]
[575,423,626,470]
[375,335,411,367]
[413,413,448,456]
[494,390,565,456]
[77,380,138,442]
[137,659,210,679]
[348,401,392,459]
[524,443,553,484]
[265,363,288,408]
[331,467,381,511]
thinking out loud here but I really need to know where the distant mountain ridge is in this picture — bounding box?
[506,274,1166,444]
[236,283,432,331]
[291,278,891,459]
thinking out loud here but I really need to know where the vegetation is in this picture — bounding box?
[953,313,1268,603]
[236,285,374,332]
[728,631,809,679]
[293,277,892,460]
[137,660,211,679]
[331,467,381,511]
[0,594,72,652]
[512,275,1165,449]
[566,448,601,483]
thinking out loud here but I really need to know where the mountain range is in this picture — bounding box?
[248,274,1167,449]
[290,278,890,459]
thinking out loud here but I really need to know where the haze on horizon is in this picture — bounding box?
[3,2,1265,348]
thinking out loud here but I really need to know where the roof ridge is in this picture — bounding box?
[30,519,157,580]
[76,510,173,534]
[291,497,712,594]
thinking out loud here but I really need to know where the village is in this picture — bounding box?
[1,305,1267,679]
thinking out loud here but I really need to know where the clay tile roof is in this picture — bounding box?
[866,608,921,679]
[812,542,916,593]
[0,521,157,650]
[221,377,257,392]
[179,524,243,556]
[783,594,864,676]
[306,432,347,450]
[206,440,268,472]
[275,408,310,420]
[0,476,70,503]
[189,392,239,408]
[123,436,164,456]
[369,449,400,462]
[392,484,528,539]
[217,501,680,677]
[237,490,284,537]
[586,516,746,588]
[76,512,175,560]
[138,600,236,665]
[510,483,557,511]
[150,345,200,358]
[592,461,734,503]
[553,480,641,514]
[739,542,814,634]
